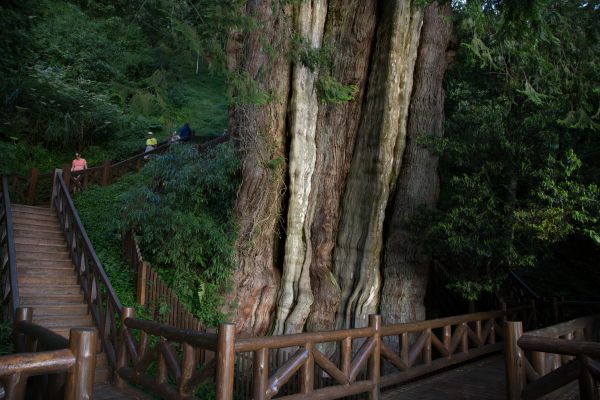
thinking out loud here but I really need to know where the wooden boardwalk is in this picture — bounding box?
[381,355,579,400]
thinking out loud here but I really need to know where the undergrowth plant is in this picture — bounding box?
[120,143,240,326]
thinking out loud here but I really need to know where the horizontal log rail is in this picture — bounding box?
[51,170,123,370]
[505,314,600,400]
[0,307,97,400]
[122,230,204,331]
[114,307,233,400]
[0,176,19,323]
[233,306,533,400]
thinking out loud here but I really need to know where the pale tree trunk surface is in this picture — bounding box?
[333,0,423,330]
[381,2,454,327]
[307,0,379,334]
[227,0,293,337]
[273,0,328,335]
[228,0,452,336]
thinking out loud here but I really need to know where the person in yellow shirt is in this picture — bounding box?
[144,131,158,159]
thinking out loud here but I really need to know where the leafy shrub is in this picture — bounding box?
[120,144,240,326]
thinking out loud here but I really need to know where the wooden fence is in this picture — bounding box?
[505,314,600,400]
[0,307,97,400]
[122,230,203,331]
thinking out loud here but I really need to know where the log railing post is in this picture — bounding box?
[26,168,38,205]
[368,314,381,400]
[216,323,235,400]
[137,261,148,306]
[504,321,526,400]
[64,328,98,400]
[253,347,268,400]
[14,307,32,353]
[115,307,135,388]
[101,160,111,186]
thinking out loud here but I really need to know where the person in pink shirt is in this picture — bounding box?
[71,153,87,171]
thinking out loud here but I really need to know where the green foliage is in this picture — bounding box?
[73,174,143,310]
[316,76,358,105]
[120,144,240,326]
[0,0,229,173]
[421,0,600,299]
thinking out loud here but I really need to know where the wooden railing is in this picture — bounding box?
[122,230,204,331]
[51,170,123,370]
[235,307,533,400]
[0,176,19,322]
[115,307,233,400]
[0,307,97,400]
[111,306,529,400]
[505,314,600,399]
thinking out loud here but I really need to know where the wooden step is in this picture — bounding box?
[18,274,77,285]
[14,228,63,239]
[20,294,85,305]
[12,217,60,229]
[33,315,95,328]
[17,261,74,271]
[17,247,71,265]
[16,240,66,249]
[25,304,89,317]
[11,205,55,215]
[12,211,58,222]
[19,285,82,295]
[15,237,66,247]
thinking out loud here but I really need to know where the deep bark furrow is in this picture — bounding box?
[333,0,423,329]
[228,1,293,336]
[307,0,379,333]
[381,2,453,328]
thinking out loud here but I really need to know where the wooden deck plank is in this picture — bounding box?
[381,355,580,400]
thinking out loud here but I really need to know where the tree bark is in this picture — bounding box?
[333,0,423,330]
[381,2,454,327]
[306,0,379,334]
[272,0,328,335]
[227,0,293,336]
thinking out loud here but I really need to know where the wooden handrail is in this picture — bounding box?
[0,307,97,400]
[115,307,233,400]
[51,170,122,369]
[0,176,19,322]
[505,314,600,399]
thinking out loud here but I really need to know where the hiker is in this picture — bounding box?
[71,152,88,172]
[178,122,192,141]
[145,131,158,159]
[170,130,180,143]
[71,152,88,192]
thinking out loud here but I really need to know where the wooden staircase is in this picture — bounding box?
[12,204,111,383]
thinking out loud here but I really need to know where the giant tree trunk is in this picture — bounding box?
[227,0,293,337]
[228,0,453,336]
[381,2,454,326]
[333,0,423,330]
